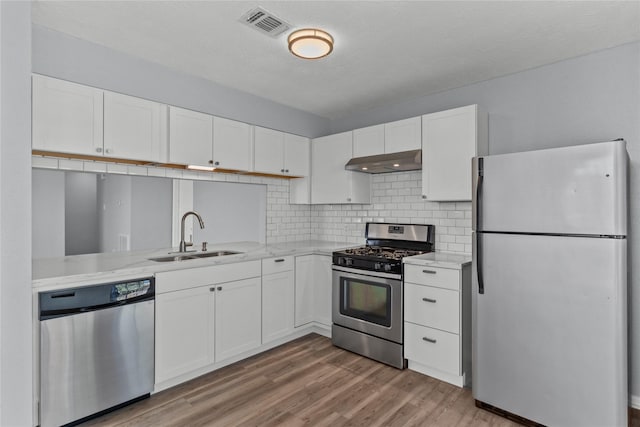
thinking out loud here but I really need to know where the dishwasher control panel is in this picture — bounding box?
[39,277,155,320]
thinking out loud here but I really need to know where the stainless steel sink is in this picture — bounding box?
[148,250,241,262]
[190,251,240,259]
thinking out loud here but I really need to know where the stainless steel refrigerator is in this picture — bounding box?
[471,140,628,426]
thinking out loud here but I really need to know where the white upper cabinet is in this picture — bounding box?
[351,116,421,158]
[32,74,103,156]
[253,127,310,176]
[103,91,168,163]
[311,131,370,204]
[421,104,487,201]
[384,116,422,153]
[353,124,385,157]
[168,106,213,167]
[284,133,310,177]
[212,116,252,171]
[253,126,283,174]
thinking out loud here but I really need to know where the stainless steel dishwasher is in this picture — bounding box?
[39,277,155,427]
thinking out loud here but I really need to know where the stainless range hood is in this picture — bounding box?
[345,149,422,174]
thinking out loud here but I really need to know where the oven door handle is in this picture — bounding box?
[331,265,402,281]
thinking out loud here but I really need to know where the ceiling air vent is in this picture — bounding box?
[239,7,291,38]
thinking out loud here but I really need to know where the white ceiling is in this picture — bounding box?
[32,1,640,120]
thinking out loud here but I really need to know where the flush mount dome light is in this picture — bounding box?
[288,28,333,59]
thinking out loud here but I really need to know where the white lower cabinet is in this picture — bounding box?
[403,262,471,387]
[215,277,262,361]
[262,257,295,343]
[294,254,332,327]
[154,254,333,389]
[154,261,261,385]
[155,285,214,384]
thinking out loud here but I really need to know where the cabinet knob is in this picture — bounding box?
[214,161,220,166]
[285,169,289,173]
[210,287,215,292]
[347,198,352,202]
[105,148,112,154]
[281,169,285,173]
[422,337,437,344]
[217,286,222,291]
[95,147,103,153]
[208,160,214,165]
[421,195,427,199]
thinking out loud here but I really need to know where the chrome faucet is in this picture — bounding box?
[179,211,205,252]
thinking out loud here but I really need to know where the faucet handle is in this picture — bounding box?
[202,241,208,252]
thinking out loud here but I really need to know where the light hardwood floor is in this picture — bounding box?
[82,334,637,427]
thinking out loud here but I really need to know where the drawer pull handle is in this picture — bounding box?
[422,297,437,303]
[422,337,437,344]
[422,269,437,274]
[274,259,285,263]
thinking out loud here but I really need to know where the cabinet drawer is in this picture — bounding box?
[156,260,261,294]
[404,322,460,376]
[404,283,459,334]
[403,264,460,291]
[262,256,294,275]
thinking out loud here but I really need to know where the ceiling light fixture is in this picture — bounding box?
[288,28,333,59]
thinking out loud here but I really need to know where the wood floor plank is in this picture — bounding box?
[79,334,637,427]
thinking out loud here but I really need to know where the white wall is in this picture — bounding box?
[32,25,331,139]
[65,172,99,255]
[130,176,173,251]
[32,169,65,258]
[329,41,640,401]
[0,2,32,425]
[193,181,267,245]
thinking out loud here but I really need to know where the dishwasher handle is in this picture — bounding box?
[40,295,154,320]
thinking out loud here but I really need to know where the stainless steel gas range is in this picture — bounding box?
[331,222,435,369]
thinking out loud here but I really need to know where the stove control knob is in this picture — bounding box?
[384,264,392,272]
[338,257,346,266]
[374,263,382,270]
[345,258,353,266]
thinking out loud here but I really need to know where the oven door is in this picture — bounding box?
[332,266,403,344]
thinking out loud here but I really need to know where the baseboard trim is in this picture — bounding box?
[630,394,640,410]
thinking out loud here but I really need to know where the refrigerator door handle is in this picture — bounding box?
[472,157,485,294]
[476,232,484,294]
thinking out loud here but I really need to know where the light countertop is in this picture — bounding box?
[403,252,472,269]
[33,240,354,290]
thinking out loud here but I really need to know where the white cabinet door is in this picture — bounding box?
[168,106,213,167]
[294,254,332,327]
[385,116,421,153]
[422,104,486,201]
[155,286,215,383]
[313,255,332,326]
[262,270,295,343]
[311,131,370,204]
[294,255,315,327]
[215,277,262,361]
[284,133,310,177]
[212,117,251,171]
[353,124,385,157]
[253,126,284,174]
[104,91,167,162]
[32,75,103,156]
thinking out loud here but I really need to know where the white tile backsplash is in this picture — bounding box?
[310,170,471,254]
